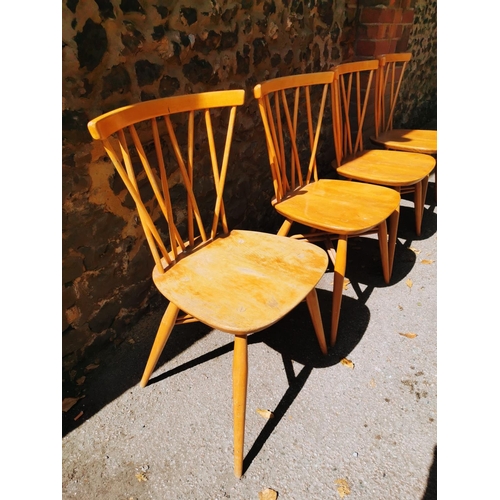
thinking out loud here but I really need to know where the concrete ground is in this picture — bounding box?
[62,178,437,500]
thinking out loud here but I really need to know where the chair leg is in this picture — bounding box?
[433,162,437,204]
[378,220,390,285]
[277,218,293,236]
[421,173,429,213]
[305,288,328,355]
[414,180,425,236]
[387,207,400,280]
[233,334,248,478]
[330,235,347,347]
[140,302,179,388]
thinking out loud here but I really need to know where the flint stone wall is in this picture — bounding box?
[62,0,436,372]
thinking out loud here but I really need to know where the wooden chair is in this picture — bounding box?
[372,53,437,155]
[87,89,329,478]
[254,73,401,348]
[371,52,438,199]
[332,60,436,236]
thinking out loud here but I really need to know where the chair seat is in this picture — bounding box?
[371,129,437,154]
[153,229,328,334]
[274,179,400,235]
[336,149,436,187]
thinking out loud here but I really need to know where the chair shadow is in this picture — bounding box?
[62,308,213,437]
[64,289,373,477]
[241,290,370,474]
[337,235,417,294]
[398,190,437,244]
[421,445,437,499]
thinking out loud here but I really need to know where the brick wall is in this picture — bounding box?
[353,0,417,58]
[62,0,436,374]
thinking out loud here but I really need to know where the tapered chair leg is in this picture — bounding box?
[140,302,180,388]
[420,174,429,223]
[377,220,390,285]
[277,218,293,237]
[387,208,400,280]
[330,235,348,347]
[434,165,437,203]
[414,180,424,237]
[233,334,248,478]
[305,288,328,355]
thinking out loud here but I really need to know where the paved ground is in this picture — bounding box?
[62,178,437,500]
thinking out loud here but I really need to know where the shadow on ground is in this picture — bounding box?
[63,288,369,442]
[422,445,437,499]
[62,314,212,437]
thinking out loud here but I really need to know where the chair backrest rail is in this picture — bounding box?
[88,89,245,273]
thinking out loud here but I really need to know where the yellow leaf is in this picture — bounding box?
[406,279,413,288]
[343,278,350,290]
[421,259,434,265]
[399,332,418,339]
[259,488,278,500]
[409,246,421,254]
[135,472,148,482]
[369,378,376,387]
[256,409,274,419]
[340,358,354,369]
[334,478,351,497]
[62,396,85,412]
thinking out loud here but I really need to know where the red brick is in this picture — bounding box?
[402,9,414,23]
[393,8,403,23]
[387,24,397,38]
[364,24,389,40]
[357,39,392,57]
[360,7,396,24]
[395,24,403,38]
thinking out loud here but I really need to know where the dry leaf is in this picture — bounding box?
[62,396,85,412]
[135,472,148,482]
[398,304,403,311]
[85,363,99,371]
[256,409,274,420]
[259,488,278,500]
[369,378,376,387]
[409,247,421,254]
[340,358,354,369]
[399,332,418,339]
[406,279,413,289]
[76,376,86,386]
[343,278,350,290]
[334,478,351,497]
[421,259,434,265]
[128,338,136,344]
[74,411,83,421]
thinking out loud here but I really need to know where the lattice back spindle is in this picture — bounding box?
[332,60,379,168]
[254,72,334,204]
[88,90,245,274]
[376,53,412,134]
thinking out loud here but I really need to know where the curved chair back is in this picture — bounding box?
[332,59,379,168]
[254,72,335,204]
[88,90,245,274]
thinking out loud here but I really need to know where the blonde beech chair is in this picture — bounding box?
[254,73,401,347]
[87,89,329,478]
[332,60,436,236]
[371,52,438,198]
[372,53,437,155]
